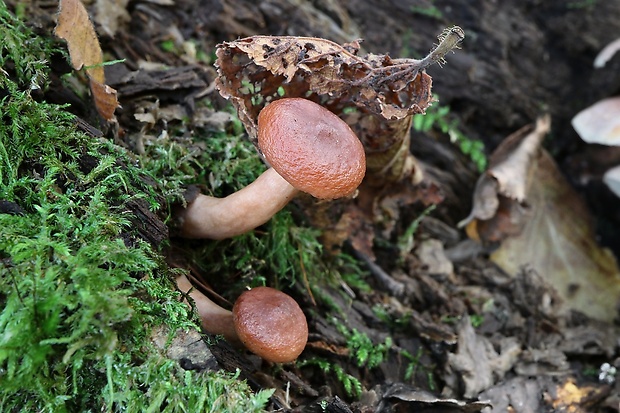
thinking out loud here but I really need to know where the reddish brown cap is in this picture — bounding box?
[257,98,366,199]
[232,286,308,363]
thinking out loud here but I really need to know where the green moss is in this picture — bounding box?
[331,318,392,370]
[135,113,330,293]
[0,3,270,410]
[413,98,487,172]
[297,358,363,398]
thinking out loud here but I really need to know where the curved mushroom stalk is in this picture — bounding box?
[177,168,298,239]
[176,98,366,240]
[175,273,239,343]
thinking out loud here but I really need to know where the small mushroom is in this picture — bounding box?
[603,165,620,198]
[177,98,366,239]
[233,286,308,363]
[176,274,308,363]
[571,97,620,146]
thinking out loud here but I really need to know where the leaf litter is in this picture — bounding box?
[13,0,620,411]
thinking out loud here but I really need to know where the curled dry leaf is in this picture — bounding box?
[445,316,521,398]
[459,115,551,238]
[55,0,119,120]
[215,27,464,184]
[462,116,620,322]
[379,382,492,412]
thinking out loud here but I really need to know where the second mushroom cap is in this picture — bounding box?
[233,286,308,363]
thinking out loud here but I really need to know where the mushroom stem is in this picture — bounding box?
[176,274,309,363]
[175,273,239,344]
[178,167,298,239]
[176,98,365,240]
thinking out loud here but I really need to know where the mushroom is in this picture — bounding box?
[571,97,620,146]
[571,97,620,198]
[176,274,308,363]
[603,165,620,198]
[177,98,366,239]
[233,286,308,363]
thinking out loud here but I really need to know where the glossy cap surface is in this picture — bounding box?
[233,286,308,363]
[257,98,366,199]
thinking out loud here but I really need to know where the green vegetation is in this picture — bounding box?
[567,0,597,9]
[0,3,272,411]
[138,120,329,296]
[298,358,363,398]
[410,2,443,20]
[413,99,487,171]
[396,204,436,261]
[332,319,392,370]
[401,348,436,390]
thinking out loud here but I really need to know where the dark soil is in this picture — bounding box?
[17,0,620,411]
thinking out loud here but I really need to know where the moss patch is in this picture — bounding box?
[0,2,272,410]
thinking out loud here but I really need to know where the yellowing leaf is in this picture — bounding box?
[463,116,620,322]
[55,0,118,120]
[490,151,620,322]
[55,0,104,82]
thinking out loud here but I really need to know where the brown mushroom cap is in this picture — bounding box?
[257,98,366,199]
[232,286,308,363]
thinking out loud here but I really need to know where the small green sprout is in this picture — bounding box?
[413,98,487,172]
[332,318,392,369]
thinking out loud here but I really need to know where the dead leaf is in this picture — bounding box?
[478,376,546,413]
[417,238,454,276]
[215,28,463,185]
[459,115,551,236]
[150,325,219,371]
[462,116,620,322]
[94,0,130,38]
[377,382,492,412]
[490,150,620,322]
[479,376,610,413]
[89,80,119,121]
[55,0,119,120]
[55,0,104,81]
[446,316,521,398]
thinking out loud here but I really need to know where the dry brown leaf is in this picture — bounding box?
[89,80,119,121]
[380,382,492,412]
[490,150,620,322]
[446,316,521,398]
[215,28,463,185]
[94,0,130,38]
[55,0,119,120]
[459,115,551,236]
[462,116,620,321]
[55,0,104,81]
[479,376,610,413]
